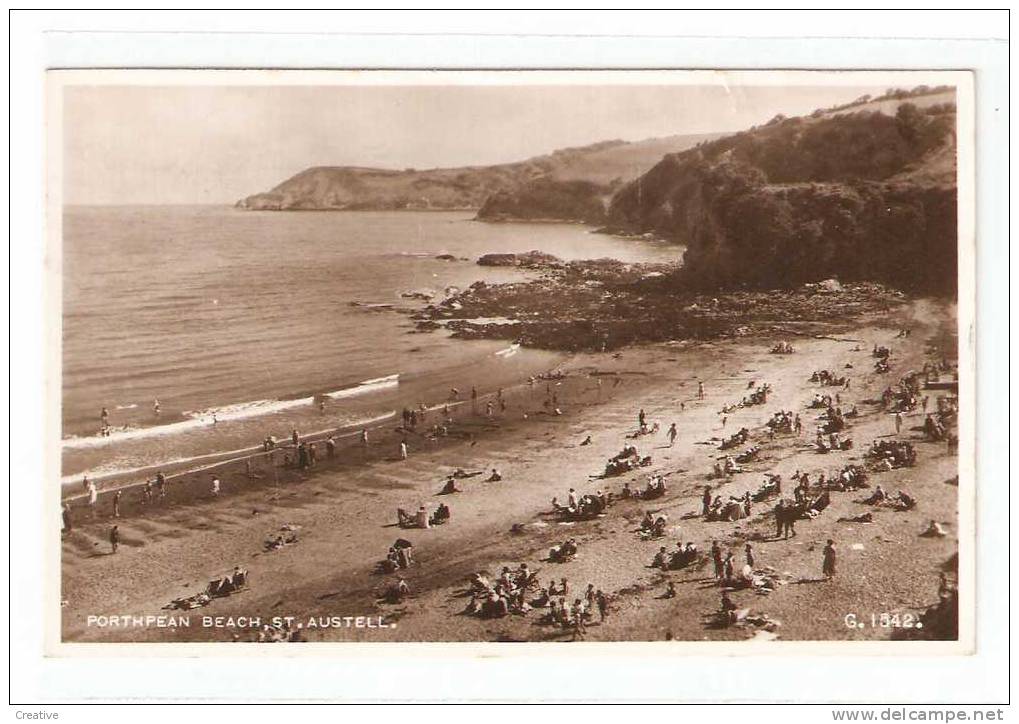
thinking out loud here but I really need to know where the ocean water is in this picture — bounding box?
[61,206,680,482]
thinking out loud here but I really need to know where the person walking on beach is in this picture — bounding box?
[822,539,837,580]
[156,470,167,499]
[667,422,678,446]
[210,475,220,497]
[112,490,122,518]
[109,525,120,554]
[894,411,903,436]
[86,480,98,518]
[399,440,408,460]
[100,406,110,428]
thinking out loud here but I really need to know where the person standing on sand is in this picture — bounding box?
[774,499,785,538]
[109,525,119,554]
[112,490,122,518]
[745,543,755,568]
[702,486,713,517]
[595,590,608,622]
[894,411,903,435]
[471,386,478,412]
[360,428,369,448]
[292,428,300,447]
[153,399,160,417]
[711,541,723,580]
[667,423,678,446]
[794,414,803,435]
[86,480,98,517]
[698,382,705,400]
[638,409,646,429]
[722,416,728,429]
[823,539,837,580]
[399,440,408,460]
[62,504,72,534]
[101,406,110,428]
[326,436,336,459]
[156,470,167,499]
[211,475,220,497]
[722,552,734,582]
[308,442,317,466]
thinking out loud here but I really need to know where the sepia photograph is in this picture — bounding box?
[49,69,974,650]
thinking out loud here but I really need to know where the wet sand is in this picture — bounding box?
[60,298,959,644]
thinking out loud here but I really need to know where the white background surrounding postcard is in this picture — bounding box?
[9,10,1011,708]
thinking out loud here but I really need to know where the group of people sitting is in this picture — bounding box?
[464,564,541,618]
[547,538,579,563]
[208,566,248,597]
[263,525,299,552]
[397,503,450,526]
[603,445,652,476]
[712,455,746,478]
[639,511,669,539]
[718,427,750,450]
[770,341,795,354]
[551,489,610,520]
[651,541,699,570]
[867,439,917,469]
[815,430,852,453]
[810,370,849,387]
[861,485,917,511]
[751,473,782,501]
[705,491,753,522]
[829,464,869,491]
[767,410,798,435]
[377,539,414,573]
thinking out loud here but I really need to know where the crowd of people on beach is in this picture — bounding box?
[69,326,958,644]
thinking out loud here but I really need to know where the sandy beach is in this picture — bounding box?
[60,295,958,644]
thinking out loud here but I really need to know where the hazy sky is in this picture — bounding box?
[63,82,889,205]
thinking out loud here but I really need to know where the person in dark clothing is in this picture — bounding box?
[711,541,723,580]
[61,504,72,534]
[702,486,713,517]
[109,525,120,554]
[745,543,755,568]
[823,539,837,579]
[112,490,122,518]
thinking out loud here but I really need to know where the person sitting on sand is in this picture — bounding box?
[652,546,669,570]
[486,468,502,482]
[440,477,460,495]
[580,435,592,446]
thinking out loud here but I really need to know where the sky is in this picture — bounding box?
[62,82,891,205]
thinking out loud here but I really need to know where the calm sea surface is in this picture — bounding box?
[62,206,679,481]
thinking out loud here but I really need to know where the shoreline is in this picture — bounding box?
[60,296,959,643]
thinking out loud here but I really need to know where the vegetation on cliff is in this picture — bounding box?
[606,96,958,293]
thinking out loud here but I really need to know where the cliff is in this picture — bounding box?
[606,93,958,293]
[237,133,720,214]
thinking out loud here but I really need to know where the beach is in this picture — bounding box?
[60,295,958,644]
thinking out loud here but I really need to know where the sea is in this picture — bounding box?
[61,205,680,484]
